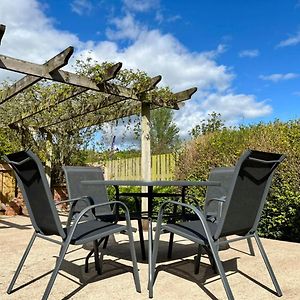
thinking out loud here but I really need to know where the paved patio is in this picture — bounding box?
[0,215,299,300]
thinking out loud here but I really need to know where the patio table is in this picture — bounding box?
[81,179,221,293]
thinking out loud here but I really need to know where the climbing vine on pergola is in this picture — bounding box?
[0,23,197,190]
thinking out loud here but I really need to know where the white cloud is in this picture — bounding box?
[201,93,272,119]
[155,11,181,24]
[123,0,159,12]
[106,13,146,41]
[293,91,300,96]
[259,73,299,82]
[277,31,300,47]
[239,49,259,58]
[83,29,233,92]
[0,0,272,141]
[175,93,272,137]
[0,0,81,81]
[71,0,93,16]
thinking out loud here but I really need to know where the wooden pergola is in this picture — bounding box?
[0,23,197,215]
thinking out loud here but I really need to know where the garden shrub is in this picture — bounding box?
[175,120,300,242]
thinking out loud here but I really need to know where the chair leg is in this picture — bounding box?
[208,243,234,300]
[85,237,106,273]
[247,237,255,256]
[137,218,146,260]
[167,232,174,259]
[42,241,70,300]
[149,223,162,298]
[103,236,109,249]
[7,232,37,294]
[127,226,141,293]
[194,244,202,274]
[93,240,102,275]
[203,246,218,274]
[254,233,282,297]
[84,249,94,273]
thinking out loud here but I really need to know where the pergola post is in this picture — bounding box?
[141,102,151,229]
[45,132,53,185]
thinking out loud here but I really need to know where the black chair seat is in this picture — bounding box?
[65,220,127,245]
[163,220,218,245]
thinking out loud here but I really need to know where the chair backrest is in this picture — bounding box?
[63,166,112,217]
[204,167,234,217]
[214,150,285,239]
[4,150,66,238]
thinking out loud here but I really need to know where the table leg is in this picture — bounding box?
[148,217,153,298]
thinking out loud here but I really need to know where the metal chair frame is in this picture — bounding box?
[149,150,284,299]
[5,150,141,300]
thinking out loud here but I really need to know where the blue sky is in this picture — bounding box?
[1,0,300,144]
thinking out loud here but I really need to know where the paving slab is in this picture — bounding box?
[0,215,299,300]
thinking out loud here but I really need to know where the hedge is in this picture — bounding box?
[175,120,300,242]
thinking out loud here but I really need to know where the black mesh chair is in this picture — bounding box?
[149,150,284,299]
[4,150,140,300]
[63,166,146,261]
[168,167,255,259]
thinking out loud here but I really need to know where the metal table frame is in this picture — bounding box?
[81,180,221,294]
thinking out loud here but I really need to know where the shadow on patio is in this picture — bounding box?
[1,215,300,300]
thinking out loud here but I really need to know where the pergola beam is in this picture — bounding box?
[19,87,197,131]
[8,86,197,130]
[0,53,137,99]
[0,46,74,104]
[173,87,197,102]
[39,94,128,129]
[42,100,138,132]
[7,63,123,125]
[0,24,5,45]
[0,22,198,154]
[8,87,87,126]
[11,74,164,128]
[137,75,162,95]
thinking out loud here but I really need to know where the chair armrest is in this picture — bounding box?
[152,200,218,271]
[74,201,131,223]
[66,201,133,243]
[55,196,92,206]
[157,200,207,225]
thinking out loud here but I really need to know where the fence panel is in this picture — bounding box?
[104,153,176,180]
[0,163,15,203]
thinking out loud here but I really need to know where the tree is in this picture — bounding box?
[150,108,180,154]
[0,128,20,157]
[190,112,224,139]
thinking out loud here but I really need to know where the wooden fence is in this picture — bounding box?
[0,153,177,203]
[0,163,15,203]
[104,153,176,180]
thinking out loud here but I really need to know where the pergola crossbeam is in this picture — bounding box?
[137,75,162,95]
[8,87,87,126]
[0,53,137,99]
[173,87,197,102]
[7,63,123,125]
[39,95,127,129]
[0,47,74,104]
[15,86,197,130]
[50,101,143,132]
